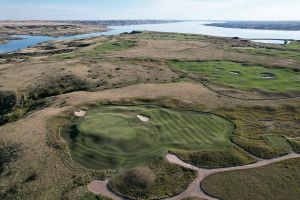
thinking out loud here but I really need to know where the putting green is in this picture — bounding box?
[169,60,300,93]
[61,105,235,170]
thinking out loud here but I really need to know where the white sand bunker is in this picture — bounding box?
[261,72,276,79]
[137,114,150,122]
[230,71,241,75]
[74,110,87,117]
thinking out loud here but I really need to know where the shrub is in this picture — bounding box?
[171,146,256,169]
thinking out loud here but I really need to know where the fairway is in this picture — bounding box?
[169,60,300,93]
[264,135,292,149]
[61,105,235,170]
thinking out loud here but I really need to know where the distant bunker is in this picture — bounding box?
[261,72,276,79]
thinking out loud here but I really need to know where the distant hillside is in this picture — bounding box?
[206,21,300,31]
[67,20,182,26]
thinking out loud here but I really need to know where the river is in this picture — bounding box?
[1,21,300,53]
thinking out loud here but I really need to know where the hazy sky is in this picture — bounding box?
[0,0,299,20]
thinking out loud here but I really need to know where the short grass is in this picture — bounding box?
[285,41,300,50]
[61,105,235,170]
[170,146,256,169]
[93,40,136,53]
[109,158,196,200]
[231,136,290,159]
[201,158,300,200]
[264,135,292,149]
[138,32,207,41]
[56,40,136,59]
[168,60,300,93]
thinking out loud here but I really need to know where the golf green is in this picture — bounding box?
[61,105,235,170]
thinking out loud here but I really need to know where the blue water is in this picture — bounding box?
[1,21,300,53]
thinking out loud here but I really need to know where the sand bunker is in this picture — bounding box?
[74,110,86,117]
[261,72,276,79]
[137,114,150,122]
[230,71,241,75]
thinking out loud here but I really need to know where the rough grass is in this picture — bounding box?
[138,32,207,41]
[288,138,300,153]
[201,158,300,200]
[109,158,196,200]
[170,146,256,169]
[0,143,21,173]
[168,60,300,93]
[233,46,300,61]
[216,105,300,138]
[0,90,16,115]
[231,136,290,159]
[61,105,235,170]
[27,74,89,100]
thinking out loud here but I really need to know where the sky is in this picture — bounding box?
[0,0,299,21]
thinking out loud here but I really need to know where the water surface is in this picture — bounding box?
[1,21,300,53]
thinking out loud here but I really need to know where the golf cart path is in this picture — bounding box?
[165,152,300,200]
[88,179,124,200]
[87,152,300,200]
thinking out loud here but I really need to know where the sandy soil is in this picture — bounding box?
[74,110,87,117]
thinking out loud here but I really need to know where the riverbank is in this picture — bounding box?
[0,20,107,37]
[206,21,300,31]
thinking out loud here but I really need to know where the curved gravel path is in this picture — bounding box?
[165,152,300,200]
[88,179,124,200]
[87,153,300,200]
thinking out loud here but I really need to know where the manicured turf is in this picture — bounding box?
[94,41,136,53]
[264,135,292,149]
[169,60,300,93]
[138,32,207,41]
[56,40,136,59]
[61,105,235,170]
[285,41,300,50]
[202,158,300,200]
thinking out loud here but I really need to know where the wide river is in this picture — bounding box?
[1,21,300,53]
